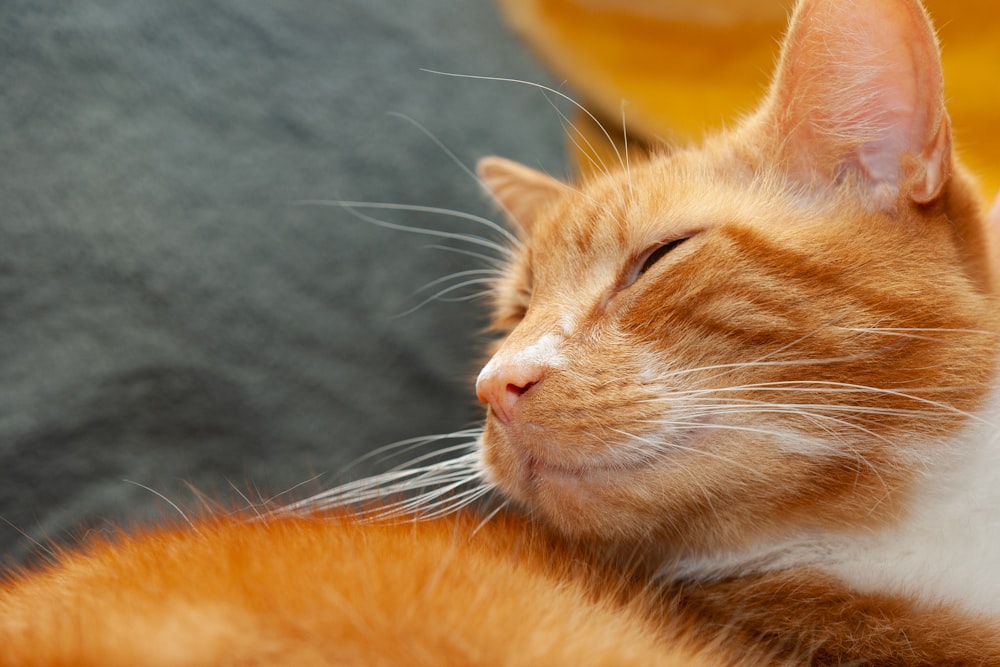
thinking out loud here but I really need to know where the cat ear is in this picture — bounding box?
[477,156,569,236]
[758,0,950,207]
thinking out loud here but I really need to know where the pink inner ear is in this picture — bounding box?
[764,0,949,205]
[856,49,919,185]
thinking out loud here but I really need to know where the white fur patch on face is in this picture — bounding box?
[477,332,567,386]
[515,333,567,369]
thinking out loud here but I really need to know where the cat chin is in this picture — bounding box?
[514,476,652,540]
[482,423,658,492]
[483,444,674,540]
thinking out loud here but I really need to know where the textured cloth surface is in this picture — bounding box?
[1,0,565,562]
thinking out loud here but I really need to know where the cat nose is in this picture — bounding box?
[476,358,545,424]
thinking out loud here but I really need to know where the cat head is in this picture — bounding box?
[474,0,999,555]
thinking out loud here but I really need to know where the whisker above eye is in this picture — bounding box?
[395,277,503,318]
[425,244,508,268]
[387,110,527,250]
[300,199,514,258]
[434,289,496,303]
[420,69,627,177]
[414,269,506,295]
[542,91,614,182]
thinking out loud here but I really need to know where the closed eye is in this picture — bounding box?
[634,237,689,281]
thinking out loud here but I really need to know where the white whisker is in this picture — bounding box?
[395,277,503,317]
[415,269,505,295]
[337,429,483,479]
[834,326,999,341]
[274,443,487,523]
[606,427,767,478]
[301,199,513,257]
[663,395,964,422]
[0,516,57,562]
[123,480,201,535]
[259,474,328,507]
[421,69,627,175]
[434,288,496,303]
[621,98,634,202]
[471,498,510,536]
[227,480,264,520]
[425,243,507,268]
[385,111,524,244]
[540,91,614,181]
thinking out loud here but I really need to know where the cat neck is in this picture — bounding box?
[668,376,1000,617]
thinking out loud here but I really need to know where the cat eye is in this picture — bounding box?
[634,236,689,280]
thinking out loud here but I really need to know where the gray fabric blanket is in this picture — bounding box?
[1,0,565,563]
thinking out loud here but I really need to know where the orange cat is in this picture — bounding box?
[472,0,1000,661]
[3,0,1000,664]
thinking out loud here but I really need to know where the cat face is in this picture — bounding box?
[475,0,999,556]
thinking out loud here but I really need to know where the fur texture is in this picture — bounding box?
[0,512,756,666]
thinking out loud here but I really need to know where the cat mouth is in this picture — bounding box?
[520,421,714,485]
[525,453,656,483]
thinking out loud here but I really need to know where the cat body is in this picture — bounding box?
[0,511,754,666]
[3,0,1000,663]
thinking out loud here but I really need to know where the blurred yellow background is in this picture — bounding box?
[498,0,999,199]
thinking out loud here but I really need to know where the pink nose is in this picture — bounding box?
[476,360,545,424]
